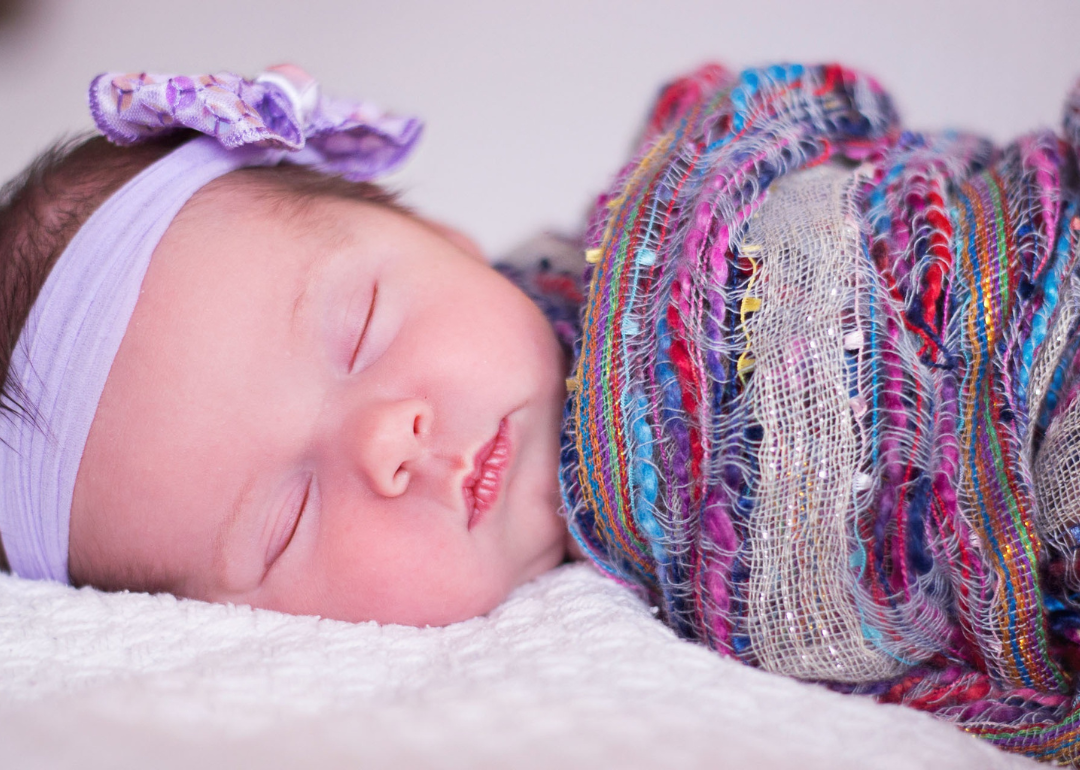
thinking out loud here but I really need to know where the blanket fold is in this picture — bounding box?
[560,62,1080,764]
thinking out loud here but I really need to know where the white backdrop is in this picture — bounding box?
[2,0,1079,254]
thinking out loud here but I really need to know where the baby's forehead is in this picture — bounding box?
[174,172,428,278]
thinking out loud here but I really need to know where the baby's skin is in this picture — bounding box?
[68,172,570,626]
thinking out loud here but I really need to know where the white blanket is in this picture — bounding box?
[0,563,1038,769]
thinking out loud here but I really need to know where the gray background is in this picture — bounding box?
[2,0,1079,254]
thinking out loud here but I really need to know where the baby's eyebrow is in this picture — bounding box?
[289,245,333,339]
[290,281,309,337]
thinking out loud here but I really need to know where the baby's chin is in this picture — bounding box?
[414,553,566,627]
[391,590,511,628]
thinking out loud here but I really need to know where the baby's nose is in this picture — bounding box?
[353,398,432,497]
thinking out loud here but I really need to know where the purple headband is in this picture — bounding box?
[0,66,422,582]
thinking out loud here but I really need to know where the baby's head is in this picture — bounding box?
[0,69,569,626]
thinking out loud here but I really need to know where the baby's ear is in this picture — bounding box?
[421,218,486,262]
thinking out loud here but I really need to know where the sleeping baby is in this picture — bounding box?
[4,62,1080,764]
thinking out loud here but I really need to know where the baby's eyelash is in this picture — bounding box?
[285,480,311,551]
[349,284,378,371]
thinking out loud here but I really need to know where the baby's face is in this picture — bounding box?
[69,177,569,625]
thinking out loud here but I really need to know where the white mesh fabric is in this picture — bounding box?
[1034,395,1080,565]
[1027,261,1080,455]
[1032,265,1080,580]
[738,164,907,682]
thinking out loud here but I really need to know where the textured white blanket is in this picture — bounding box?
[0,563,1037,769]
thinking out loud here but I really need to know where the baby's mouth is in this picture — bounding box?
[462,418,510,529]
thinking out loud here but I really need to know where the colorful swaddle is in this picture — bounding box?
[560,62,1080,763]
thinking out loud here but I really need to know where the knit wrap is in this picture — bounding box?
[560,62,1080,763]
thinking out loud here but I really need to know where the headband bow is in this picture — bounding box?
[89,64,422,181]
[0,66,421,582]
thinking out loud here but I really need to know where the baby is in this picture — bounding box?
[8,61,1080,765]
[0,66,571,627]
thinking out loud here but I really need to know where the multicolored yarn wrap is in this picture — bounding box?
[560,62,1080,763]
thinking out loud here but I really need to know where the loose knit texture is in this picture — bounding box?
[559,62,1080,764]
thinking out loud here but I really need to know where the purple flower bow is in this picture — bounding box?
[89,64,422,181]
